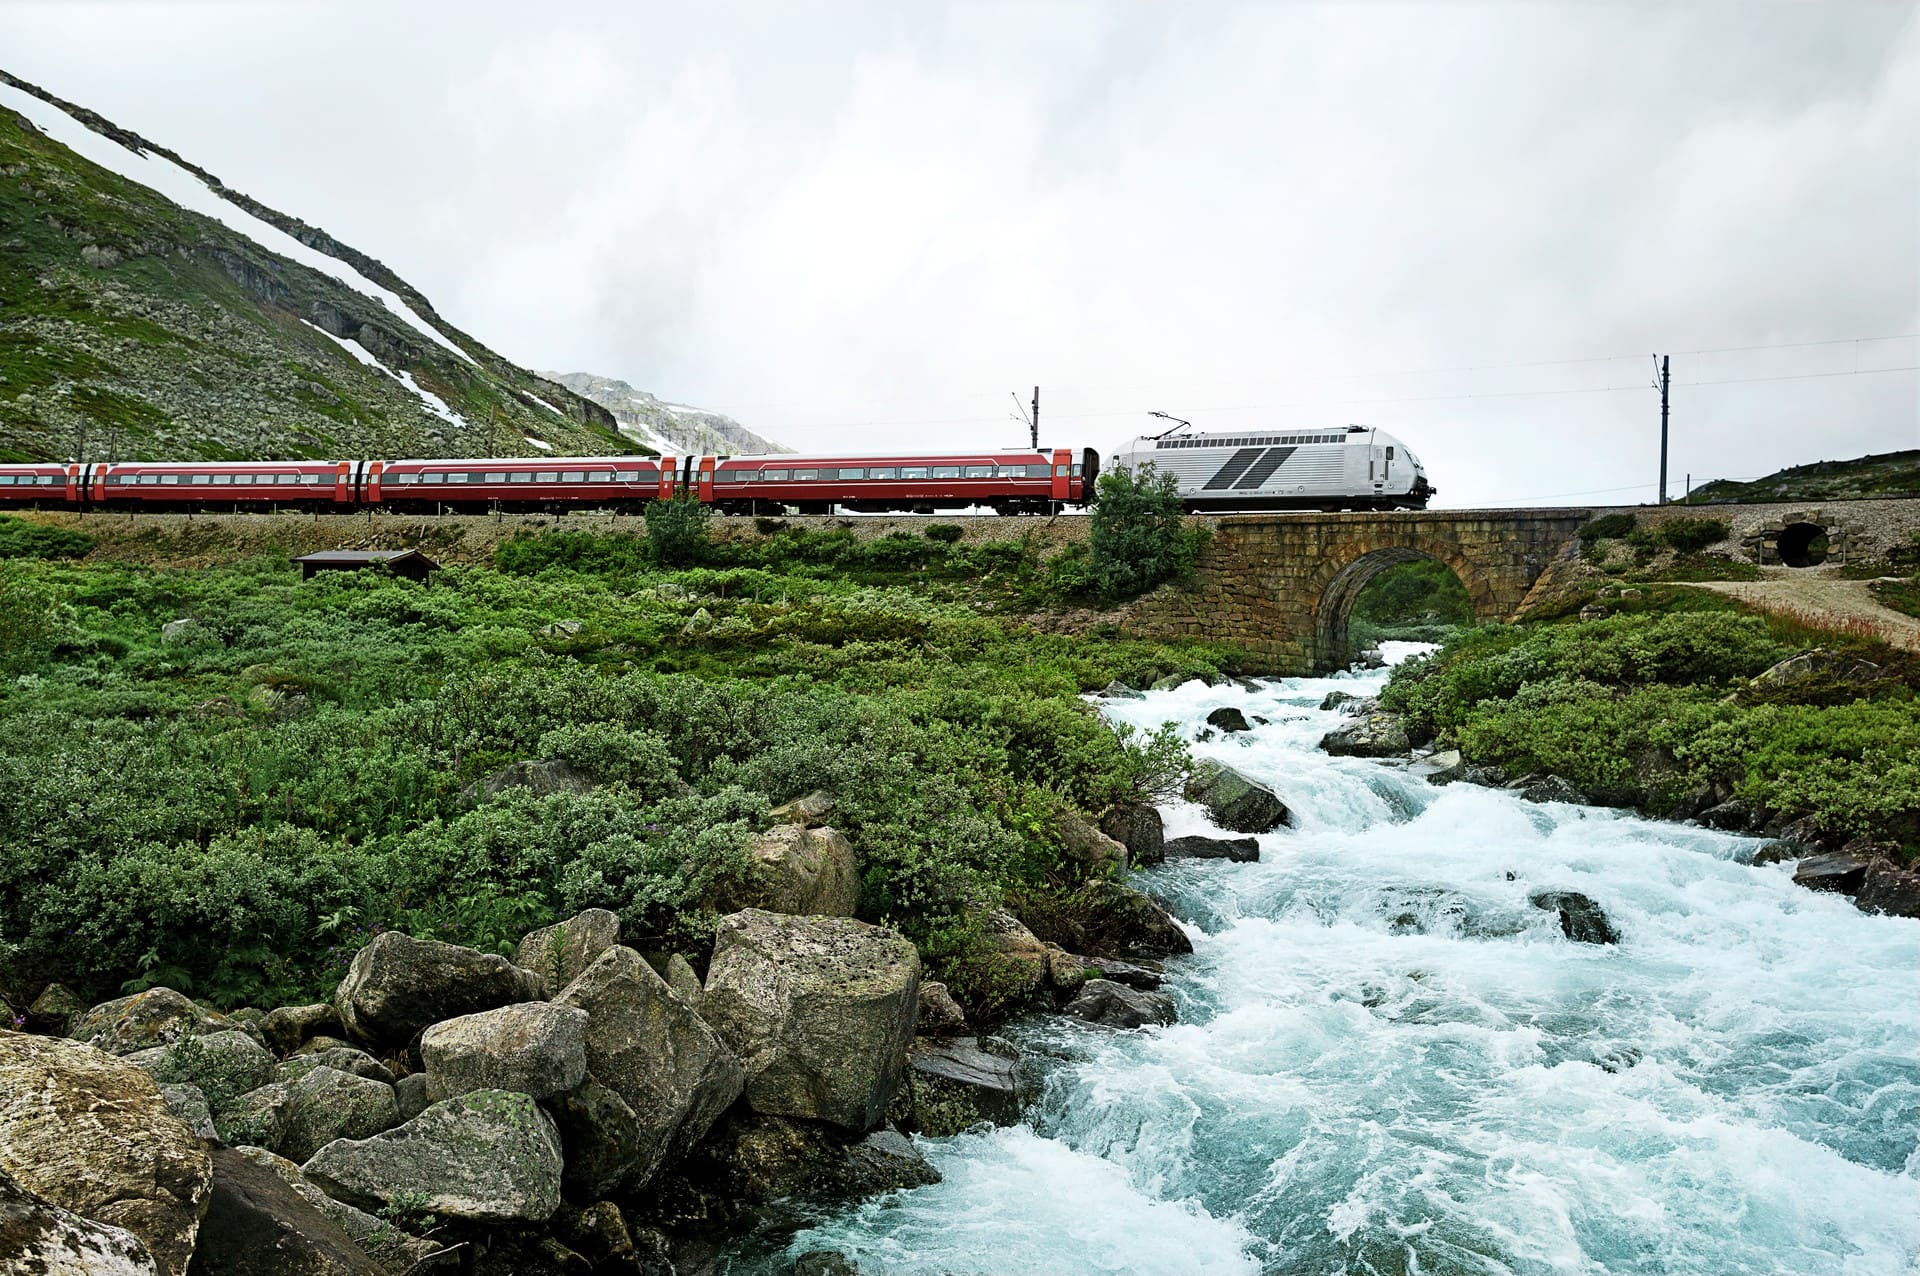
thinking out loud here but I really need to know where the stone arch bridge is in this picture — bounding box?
[1119,509,1593,673]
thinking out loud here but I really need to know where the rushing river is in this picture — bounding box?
[750,646,1920,1275]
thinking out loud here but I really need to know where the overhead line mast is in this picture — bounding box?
[1654,354,1671,504]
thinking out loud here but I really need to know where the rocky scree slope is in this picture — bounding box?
[550,371,787,458]
[0,69,632,463]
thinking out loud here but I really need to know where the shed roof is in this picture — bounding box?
[291,549,439,567]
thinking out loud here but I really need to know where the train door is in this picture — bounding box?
[1050,449,1072,503]
[335,462,355,504]
[696,456,715,503]
[1367,429,1386,499]
[65,463,84,505]
[658,458,677,500]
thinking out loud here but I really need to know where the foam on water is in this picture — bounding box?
[744,648,1920,1275]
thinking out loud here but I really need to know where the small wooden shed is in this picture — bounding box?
[292,549,440,582]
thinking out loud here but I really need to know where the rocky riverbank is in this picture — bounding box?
[0,797,1201,1276]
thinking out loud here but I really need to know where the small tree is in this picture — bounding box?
[1087,464,1204,601]
[644,495,710,568]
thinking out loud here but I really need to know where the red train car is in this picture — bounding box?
[90,460,354,509]
[0,463,84,506]
[704,447,1096,515]
[367,456,668,512]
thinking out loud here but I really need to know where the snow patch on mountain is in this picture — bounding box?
[549,373,788,457]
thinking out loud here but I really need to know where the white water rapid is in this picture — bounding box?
[742,647,1920,1275]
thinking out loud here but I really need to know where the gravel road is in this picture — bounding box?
[1694,568,1920,652]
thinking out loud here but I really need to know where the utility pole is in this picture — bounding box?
[1031,385,1040,450]
[1653,354,1671,504]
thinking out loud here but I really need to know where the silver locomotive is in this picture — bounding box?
[1112,424,1434,511]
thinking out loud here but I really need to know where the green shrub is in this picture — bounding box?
[1087,464,1208,601]
[1578,513,1636,544]
[644,496,710,568]
[924,523,965,544]
[0,566,65,675]
[1655,517,1730,553]
[0,517,93,560]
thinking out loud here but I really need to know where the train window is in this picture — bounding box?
[761,469,789,481]
[563,472,586,483]
[0,476,13,485]
[1027,464,1051,477]
[964,466,993,478]
[870,467,898,480]
[211,473,231,484]
[933,466,961,478]
[591,471,614,482]
[536,472,558,483]
[1386,447,1395,460]
[510,472,533,482]
[486,473,506,483]
[839,468,866,480]
[716,471,744,482]
[442,473,465,483]
[1071,464,1083,476]
[1055,465,1070,476]
[901,466,929,479]
[160,474,181,484]
[792,469,819,480]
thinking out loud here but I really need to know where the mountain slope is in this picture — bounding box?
[1688,450,1919,504]
[0,69,636,462]
[549,372,788,456]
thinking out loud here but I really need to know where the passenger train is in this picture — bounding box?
[0,425,1432,515]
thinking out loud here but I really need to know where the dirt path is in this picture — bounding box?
[1693,569,1920,652]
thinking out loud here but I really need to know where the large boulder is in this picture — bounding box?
[515,909,621,995]
[725,824,862,917]
[302,1091,563,1225]
[186,1147,383,1276]
[159,1085,218,1142]
[550,946,744,1195]
[1061,980,1178,1029]
[128,1030,277,1109]
[1016,880,1193,960]
[1055,808,1128,875]
[212,1084,294,1152]
[684,1112,938,1206]
[700,911,920,1133]
[260,1005,342,1057]
[1529,891,1621,945]
[769,790,836,826]
[1855,860,1920,918]
[0,1032,213,1276]
[1793,852,1876,895]
[1183,763,1290,833]
[69,988,230,1056]
[1319,712,1412,758]
[0,1165,157,1276]
[277,1048,391,1087]
[1205,706,1251,734]
[333,932,541,1047]
[975,910,1048,1002]
[1099,801,1165,867]
[279,1068,400,1165]
[420,1002,587,1101]
[460,759,594,806]
[892,1039,1026,1137]
[228,1149,438,1276]
[1749,648,1885,692]
[1163,834,1260,863]
[915,981,968,1037]
[26,982,87,1036]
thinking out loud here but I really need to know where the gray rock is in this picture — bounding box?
[1318,690,1362,711]
[190,1145,384,1276]
[1084,956,1164,990]
[1319,713,1412,758]
[1356,648,1387,669]
[976,909,1048,1001]
[333,931,542,1048]
[1792,852,1876,895]
[1055,807,1127,875]
[515,909,621,995]
[1698,799,1764,832]
[1529,891,1621,945]
[1512,774,1585,805]
[0,1165,157,1275]
[915,981,968,1037]
[128,1030,276,1110]
[894,1038,1026,1136]
[665,953,704,1007]
[26,982,86,1036]
[551,946,743,1195]
[727,824,862,917]
[769,790,836,826]
[460,758,594,806]
[228,1148,440,1276]
[1017,880,1193,960]
[213,1083,295,1153]
[277,1048,391,1087]
[420,1001,586,1102]
[160,618,205,645]
[1750,647,1885,691]
[0,1031,213,1276]
[261,1004,342,1056]
[1149,673,1190,691]
[280,1067,400,1164]
[1099,801,1165,867]
[392,1073,432,1124]
[1099,680,1142,699]
[1183,762,1290,833]
[687,1112,938,1205]
[1855,860,1920,918]
[159,1083,217,1142]
[794,1253,860,1276]
[1163,834,1260,862]
[701,910,920,1133]
[302,1091,563,1225]
[1044,945,1090,995]
[69,988,229,1056]
[1061,980,1178,1029]
[1205,706,1252,734]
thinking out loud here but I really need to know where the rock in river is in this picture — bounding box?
[1319,712,1411,758]
[1205,706,1252,734]
[892,1038,1026,1137]
[1855,860,1920,918]
[1163,834,1260,862]
[1794,851,1876,895]
[1061,980,1178,1029]
[1183,762,1290,833]
[1100,800,1165,867]
[1529,891,1621,945]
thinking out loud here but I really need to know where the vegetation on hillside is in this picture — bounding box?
[1686,449,1919,504]
[0,521,1236,1015]
[0,102,628,462]
[1380,594,1920,859]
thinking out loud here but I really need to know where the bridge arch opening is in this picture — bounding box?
[1776,521,1829,568]
[1315,547,1478,671]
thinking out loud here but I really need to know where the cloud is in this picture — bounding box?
[2,0,1913,504]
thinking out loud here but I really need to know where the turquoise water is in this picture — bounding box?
[753,651,1920,1275]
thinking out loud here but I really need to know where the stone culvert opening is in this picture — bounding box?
[1777,522,1830,568]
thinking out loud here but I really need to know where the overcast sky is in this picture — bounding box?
[3,1,1916,506]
